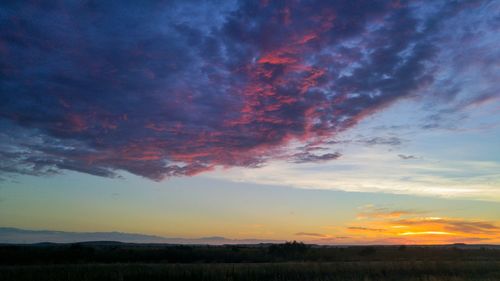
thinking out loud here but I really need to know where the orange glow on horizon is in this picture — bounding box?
[293,206,500,245]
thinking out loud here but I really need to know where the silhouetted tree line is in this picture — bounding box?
[268,241,309,258]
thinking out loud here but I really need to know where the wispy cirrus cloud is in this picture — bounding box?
[295,232,329,238]
[356,205,425,220]
[0,0,498,181]
[356,137,404,147]
[347,226,386,233]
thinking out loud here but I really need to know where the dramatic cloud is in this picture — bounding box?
[1,0,498,180]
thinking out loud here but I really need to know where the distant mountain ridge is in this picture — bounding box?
[0,227,283,245]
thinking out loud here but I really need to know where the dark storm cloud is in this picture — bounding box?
[0,0,496,180]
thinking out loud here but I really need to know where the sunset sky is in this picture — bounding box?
[0,0,499,245]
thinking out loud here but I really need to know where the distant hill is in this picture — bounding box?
[0,227,282,245]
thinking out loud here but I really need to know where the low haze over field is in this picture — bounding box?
[0,0,499,245]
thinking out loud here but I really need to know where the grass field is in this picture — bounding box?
[1,261,500,281]
[1,243,499,281]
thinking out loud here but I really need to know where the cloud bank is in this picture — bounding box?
[0,227,281,244]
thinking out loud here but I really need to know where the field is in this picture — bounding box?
[1,243,499,281]
[1,261,500,281]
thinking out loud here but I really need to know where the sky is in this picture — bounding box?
[0,0,499,245]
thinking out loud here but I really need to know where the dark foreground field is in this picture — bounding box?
[1,242,499,281]
[1,261,500,281]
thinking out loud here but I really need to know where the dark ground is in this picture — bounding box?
[1,242,499,280]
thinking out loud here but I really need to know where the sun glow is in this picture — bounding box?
[398,231,453,236]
